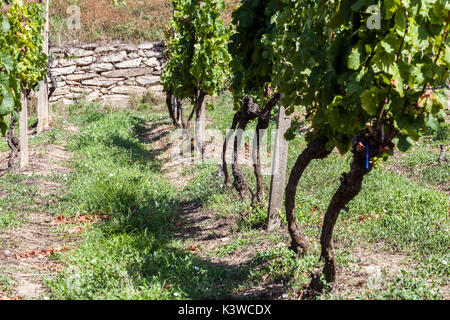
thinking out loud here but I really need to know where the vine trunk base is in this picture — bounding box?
[284,135,332,255]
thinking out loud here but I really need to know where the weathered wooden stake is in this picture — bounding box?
[194,90,206,161]
[37,81,49,133]
[266,97,291,231]
[19,92,29,168]
[37,0,49,133]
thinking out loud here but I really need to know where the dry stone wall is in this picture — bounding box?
[49,41,166,106]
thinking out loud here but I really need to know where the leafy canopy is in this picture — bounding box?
[269,0,449,154]
[161,0,232,102]
[0,0,48,134]
[228,0,280,107]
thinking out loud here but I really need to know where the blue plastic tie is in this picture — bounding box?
[363,141,369,169]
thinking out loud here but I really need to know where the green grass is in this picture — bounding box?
[0,269,15,296]
[0,109,74,232]
[46,102,250,299]
[176,95,449,299]
[2,96,447,300]
[384,123,450,190]
[357,270,442,300]
[0,173,41,231]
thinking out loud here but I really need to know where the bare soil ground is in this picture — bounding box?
[140,117,430,300]
[140,118,291,299]
[0,134,77,300]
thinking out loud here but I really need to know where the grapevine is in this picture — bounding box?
[163,0,449,292]
[268,0,449,291]
[161,0,231,157]
[0,0,48,168]
[222,0,281,206]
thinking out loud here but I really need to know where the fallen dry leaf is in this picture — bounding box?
[175,220,185,227]
[48,213,107,226]
[188,245,199,253]
[67,226,87,234]
[33,263,65,273]
[1,247,69,260]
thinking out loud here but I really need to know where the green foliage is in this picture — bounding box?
[238,205,267,230]
[161,0,231,102]
[269,0,449,154]
[0,0,47,134]
[228,0,279,106]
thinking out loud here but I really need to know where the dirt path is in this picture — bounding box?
[139,118,300,299]
[176,201,293,299]
[139,117,448,300]
[0,134,77,300]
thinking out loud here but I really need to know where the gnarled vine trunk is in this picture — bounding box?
[231,97,259,199]
[318,152,368,285]
[222,93,280,201]
[285,135,332,255]
[7,116,20,170]
[310,130,398,293]
[166,89,187,129]
[47,39,56,99]
[194,89,207,160]
[166,90,179,128]
[222,110,241,189]
[252,92,280,204]
[176,98,186,129]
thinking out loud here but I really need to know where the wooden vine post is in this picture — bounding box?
[37,0,49,133]
[266,97,290,231]
[19,92,28,168]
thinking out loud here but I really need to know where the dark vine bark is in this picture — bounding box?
[221,93,280,200]
[285,135,332,255]
[222,110,241,189]
[166,90,192,158]
[308,130,398,294]
[251,92,280,204]
[185,103,196,130]
[232,97,259,199]
[166,90,179,128]
[166,90,188,129]
[7,116,20,170]
[47,41,56,99]
[194,89,208,160]
[318,154,368,286]
[176,98,186,129]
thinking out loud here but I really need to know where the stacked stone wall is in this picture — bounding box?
[48,41,166,105]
